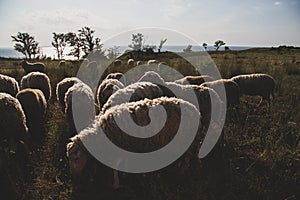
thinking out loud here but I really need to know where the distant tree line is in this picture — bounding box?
[11,28,230,60]
[11,27,105,60]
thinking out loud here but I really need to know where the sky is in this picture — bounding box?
[0,0,299,48]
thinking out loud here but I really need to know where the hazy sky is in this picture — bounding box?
[0,0,299,47]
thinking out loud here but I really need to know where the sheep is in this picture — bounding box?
[137,71,165,85]
[78,61,99,93]
[19,60,45,74]
[201,79,240,106]
[96,78,124,109]
[0,92,28,142]
[147,59,159,65]
[157,62,167,72]
[230,73,275,105]
[127,59,135,67]
[101,81,164,113]
[0,93,29,193]
[174,75,214,86]
[137,71,223,126]
[186,85,224,128]
[20,72,51,101]
[58,60,66,67]
[105,72,126,85]
[0,74,20,97]
[113,59,122,67]
[64,82,95,136]
[67,97,203,186]
[16,88,47,142]
[56,77,82,111]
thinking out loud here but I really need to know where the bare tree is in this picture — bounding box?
[52,33,67,60]
[11,32,39,59]
[128,33,144,51]
[183,44,193,52]
[78,27,103,56]
[214,40,226,51]
[65,32,82,60]
[106,46,120,59]
[202,42,208,50]
[158,38,167,53]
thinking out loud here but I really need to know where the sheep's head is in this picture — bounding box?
[66,139,88,175]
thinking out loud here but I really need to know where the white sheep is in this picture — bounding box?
[0,92,28,142]
[101,81,164,113]
[230,73,275,105]
[137,71,165,85]
[0,92,30,193]
[58,60,66,67]
[174,75,214,85]
[56,77,82,111]
[20,60,45,74]
[105,72,126,85]
[67,97,203,186]
[137,71,223,126]
[127,59,135,67]
[0,73,20,97]
[96,78,124,109]
[113,59,122,67]
[16,88,47,142]
[78,61,99,93]
[201,79,240,106]
[20,72,51,101]
[147,59,159,65]
[64,82,95,136]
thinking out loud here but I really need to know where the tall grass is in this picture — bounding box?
[0,47,299,199]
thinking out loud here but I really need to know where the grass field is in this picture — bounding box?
[0,47,299,199]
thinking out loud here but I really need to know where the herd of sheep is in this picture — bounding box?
[0,59,275,191]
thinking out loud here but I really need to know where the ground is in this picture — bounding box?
[0,47,299,199]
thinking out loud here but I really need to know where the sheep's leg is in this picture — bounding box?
[112,170,120,189]
[233,106,240,123]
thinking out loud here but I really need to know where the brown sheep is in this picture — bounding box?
[0,73,20,97]
[17,88,47,142]
[0,92,28,142]
[56,77,82,112]
[20,60,45,74]
[230,73,275,105]
[20,72,51,101]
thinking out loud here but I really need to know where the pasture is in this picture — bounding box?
[0,47,299,199]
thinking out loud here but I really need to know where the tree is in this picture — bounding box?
[143,44,156,53]
[214,40,226,51]
[65,32,82,60]
[106,46,120,59]
[158,38,167,53]
[183,44,193,52]
[11,32,39,59]
[202,42,208,50]
[128,33,144,51]
[78,27,103,56]
[52,33,67,60]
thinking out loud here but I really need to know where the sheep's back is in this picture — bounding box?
[231,74,275,96]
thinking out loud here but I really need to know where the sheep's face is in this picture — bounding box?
[67,141,88,175]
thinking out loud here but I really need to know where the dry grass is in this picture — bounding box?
[0,47,299,199]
